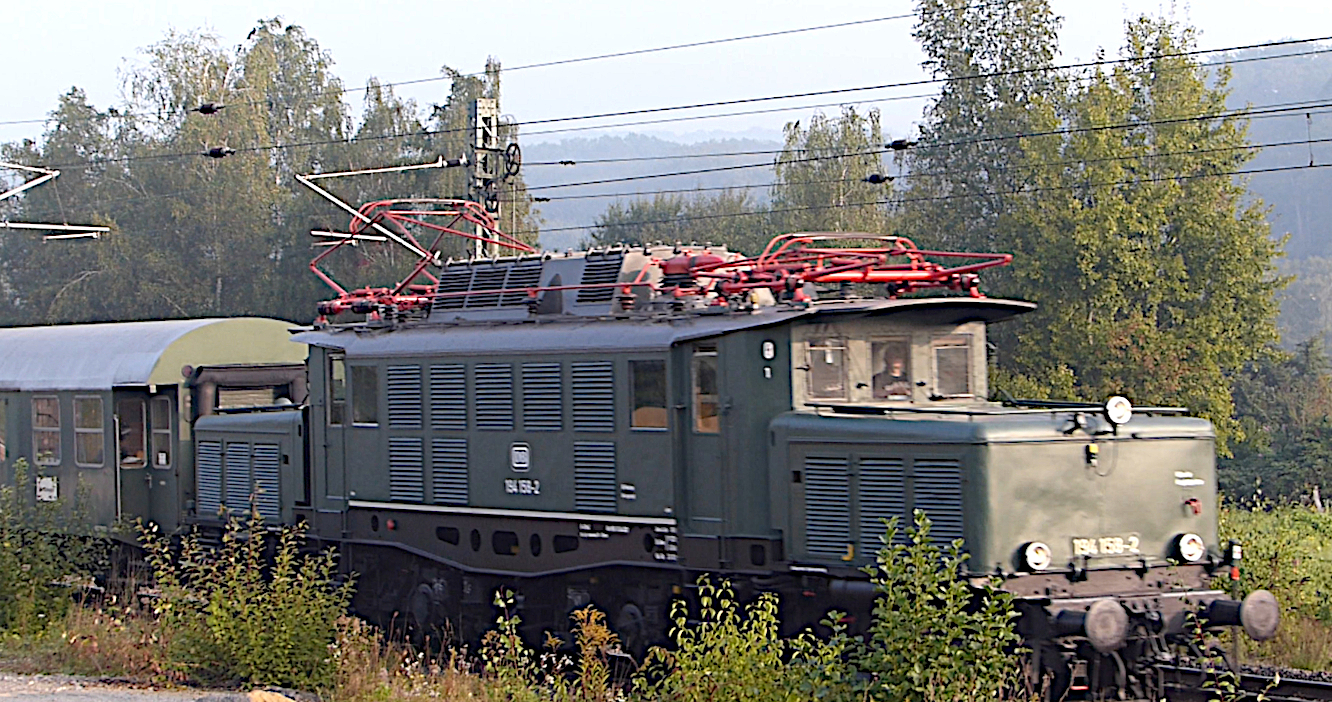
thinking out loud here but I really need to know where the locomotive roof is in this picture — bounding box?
[292,297,1035,357]
[0,317,306,391]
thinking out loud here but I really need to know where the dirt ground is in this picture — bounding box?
[0,674,258,702]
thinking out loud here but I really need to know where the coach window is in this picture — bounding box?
[933,334,973,398]
[806,338,847,400]
[151,397,172,469]
[328,354,347,426]
[73,397,105,467]
[630,360,668,429]
[692,347,719,433]
[117,398,146,467]
[33,396,61,465]
[351,366,379,426]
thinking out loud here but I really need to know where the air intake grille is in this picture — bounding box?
[431,438,468,505]
[502,260,544,305]
[522,363,563,431]
[430,364,466,431]
[224,442,252,510]
[913,459,964,546]
[574,441,617,513]
[467,266,508,307]
[859,457,907,550]
[434,268,473,310]
[389,437,425,502]
[252,443,282,521]
[804,456,851,558]
[576,254,624,304]
[196,440,223,517]
[571,361,614,432]
[474,363,514,431]
[387,365,423,429]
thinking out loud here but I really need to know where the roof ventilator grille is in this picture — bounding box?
[576,253,624,304]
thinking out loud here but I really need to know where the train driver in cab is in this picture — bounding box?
[873,340,911,400]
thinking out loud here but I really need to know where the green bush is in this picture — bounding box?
[853,511,1022,702]
[141,514,352,689]
[634,576,853,702]
[0,458,105,636]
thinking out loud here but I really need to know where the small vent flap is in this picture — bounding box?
[224,442,252,510]
[576,254,625,304]
[858,457,907,550]
[432,438,468,505]
[571,361,614,432]
[522,363,563,432]
[913,458,964,546]
[474,363,514,431]
[196,440,223,517]
[430,364,466,431]
[804,456,851,558]
[574,441,617,513]
[252,443,282,521]
[389,437,426,502]
[387,365,423,429]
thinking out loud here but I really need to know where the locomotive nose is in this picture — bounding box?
[1205,589,1281,641]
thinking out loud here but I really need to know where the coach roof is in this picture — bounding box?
[0,317,306,391]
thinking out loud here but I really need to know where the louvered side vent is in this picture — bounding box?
[387,365,423,429]
[858,457,907,550]
[431,438,468,505]
[252,443,282,521]
[435,267,473,310]
[430,364,467,431]
[224,442,252,511]
[474,363,515,431]
[522,363,563,431]
[196,440,223,517]
[804,456,851,558]
[912,459,965,546]
[574,442,617,513]
[467,266,508,307]
[576,254,625,303]
[502,260,544,306]
[389,437,425,502]
[571,361,614,432]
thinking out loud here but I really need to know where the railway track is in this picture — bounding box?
[1161,665,1332,701]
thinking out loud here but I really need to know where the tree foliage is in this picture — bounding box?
[0,22,538,326]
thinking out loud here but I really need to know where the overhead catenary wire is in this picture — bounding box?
[30,36,1332,171]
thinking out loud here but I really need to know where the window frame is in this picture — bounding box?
[350,364,380,427]
[117,397,147,469]
[691,347,720,434]
[151,396,173,469]
[629,359,668,431]
[870,336,914,401]
[931,333,975,398]
[328,353,347,427]
[805,337,849,401]
[32,395,61,466]
[73,395,105,468]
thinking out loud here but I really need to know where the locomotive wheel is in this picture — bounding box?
[615,602,647,658]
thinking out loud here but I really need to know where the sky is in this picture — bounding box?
[4,0,1332,147]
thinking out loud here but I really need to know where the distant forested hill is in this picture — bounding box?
[523,134,780,251]
[1219,45,1332,346]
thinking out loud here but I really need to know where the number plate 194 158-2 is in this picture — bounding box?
[1071,535,1141,557]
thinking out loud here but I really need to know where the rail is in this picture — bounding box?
[1162,665,1332,702]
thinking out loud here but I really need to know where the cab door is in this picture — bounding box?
[681,343,724,536]
[115,396,151,521]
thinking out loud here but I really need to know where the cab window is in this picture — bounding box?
[692,347,719,433]
[328,354,346,426]
[933,334,973,397]
[872,338,912,400]
[806,338,847,400]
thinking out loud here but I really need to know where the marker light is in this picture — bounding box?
[1105,396,1134,425]
[1023,541,1053,571]
[1177,533,1207,563]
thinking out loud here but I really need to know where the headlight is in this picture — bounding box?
[1176,533,1207,563]
[1022,541,1053,571]
[1105,396,1133,425]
